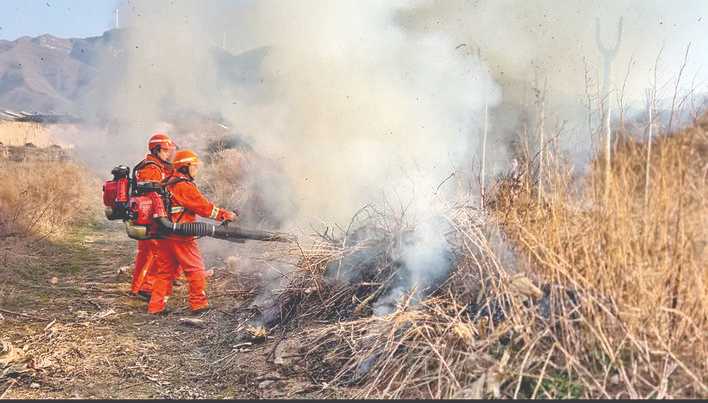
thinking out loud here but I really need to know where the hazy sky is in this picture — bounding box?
[0,0,118,40]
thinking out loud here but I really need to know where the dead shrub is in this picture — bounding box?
[0,160,101,239]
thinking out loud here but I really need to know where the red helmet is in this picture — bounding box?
[148,132,175,153]
[173,149,201,170]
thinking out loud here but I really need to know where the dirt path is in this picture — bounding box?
[0,223,330,399]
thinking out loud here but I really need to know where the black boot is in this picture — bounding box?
[136,291,152,302]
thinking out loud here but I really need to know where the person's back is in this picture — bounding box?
[134,153,172,183]
[130,133,175,299]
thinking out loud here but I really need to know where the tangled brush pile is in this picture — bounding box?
[239,118,708,399]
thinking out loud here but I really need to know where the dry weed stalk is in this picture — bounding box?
[490,115,707,398]
[250,117,707,399]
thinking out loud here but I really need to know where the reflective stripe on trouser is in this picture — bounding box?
[147,237,209,313]
[131,239,159,294]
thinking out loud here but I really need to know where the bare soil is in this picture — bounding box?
[0,222,340,399]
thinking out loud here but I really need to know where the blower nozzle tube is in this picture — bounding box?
[155,217,294,243]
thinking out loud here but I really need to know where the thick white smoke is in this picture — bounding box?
[96,0,501,229]
[373,216,455,315]
[405,0,708,100]
[404,0,708,167]
[85,0,708,226]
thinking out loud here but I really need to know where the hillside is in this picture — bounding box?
[0,31,120,114]
[0,30,268,117]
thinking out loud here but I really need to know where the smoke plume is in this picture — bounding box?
[84,0,708,226]
[84,0,501,229]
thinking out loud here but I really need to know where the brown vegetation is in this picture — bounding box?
[0,159,100,240]
[487,116,707,398]
[246,115,707,398]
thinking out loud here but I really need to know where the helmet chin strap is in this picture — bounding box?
[177,166,194,180]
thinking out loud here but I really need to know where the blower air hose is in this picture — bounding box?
[154,217,293,243]
[214,224,293,242]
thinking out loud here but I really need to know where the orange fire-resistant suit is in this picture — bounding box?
[147,172,235,314]
[130,154,173,295]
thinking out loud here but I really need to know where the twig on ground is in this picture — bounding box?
[0,380,17,399]
[0,308,48,321]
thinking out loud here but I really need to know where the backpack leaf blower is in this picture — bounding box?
[102,165,294,243]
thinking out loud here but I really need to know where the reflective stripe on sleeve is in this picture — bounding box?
[209,206,219,219]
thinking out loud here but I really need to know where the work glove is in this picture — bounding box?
[216,208,237,223]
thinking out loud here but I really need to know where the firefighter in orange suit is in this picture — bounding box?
[147,149,236,314]
[130,132,176,300]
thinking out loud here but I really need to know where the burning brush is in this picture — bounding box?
[232,204,594,398]
[244,207,461,331]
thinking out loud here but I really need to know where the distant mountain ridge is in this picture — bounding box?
[0,30,131,114]
[0,29,268,118]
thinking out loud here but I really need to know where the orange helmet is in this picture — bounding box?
[148,132,175,152]
[173,149,201,170]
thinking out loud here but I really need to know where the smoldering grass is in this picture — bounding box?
[225,114,708,399]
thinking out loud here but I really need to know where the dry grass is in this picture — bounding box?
[0,159,101,240]
[487,116,708,398]
[245,116,708,399]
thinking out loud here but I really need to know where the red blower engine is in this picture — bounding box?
[102,165,169,240]
[102,165,294,243]
[102,165,131,220]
